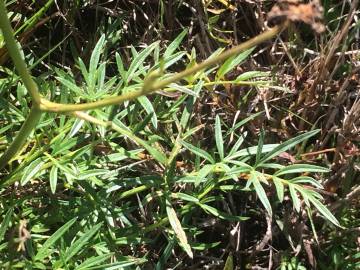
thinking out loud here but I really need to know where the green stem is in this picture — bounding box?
[71,111,167,164]
[39,23,287,113]
[0,107,42,170]
[0,1,41,106]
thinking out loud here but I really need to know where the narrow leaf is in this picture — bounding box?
[0,208,13,242]
[308,197,340,227]
[168,83,198,97]
[21,158,45,186]
[63,223,102,264]
[75,254,113,270]
[164,28,187,58]
[199,203,248,221]
[216,47,255,79]
[181,140,215,164]
[34,218,77,261]
[227,132,247,157]
[255,129,265,165]
[115,52,126,80]
[166,200,193,258]
[258,129,320,166]
[49,166,58,194]
[127,42,159,83]
[235,71,270,81]
[251,171,272,215]
[273,176,284,202]
[56,77,83,96]
[215,115,224,160]
[137,96,158,129]
[196,164,214,186]
[275,164,330,177]
[227,111,264,135]
[290,176,323,189]
[223,253,234,270]
[289,184,301,212]
[225,144,279,161]
[89,35,106,91]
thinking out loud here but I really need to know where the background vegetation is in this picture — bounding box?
[0,0,359,269]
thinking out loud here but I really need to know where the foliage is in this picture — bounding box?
[0,0,359,269]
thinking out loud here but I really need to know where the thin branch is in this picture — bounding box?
[0,107,42,170]
[0,1,41,106]
[39,23,288,113]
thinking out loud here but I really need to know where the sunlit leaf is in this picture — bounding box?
[166,200,193,258]
[215,115,224,160]
[223,252,234,270]
[216,47,255,79]
[308,197,340,227]
[34,218,77,261]
[250,171,272,215]
[289,184,301,212]
[181,140,215,164]
[275,164,330,177]
[49,165,58,194]
[257,130,320,166]
[273,176,284,202]
[0,208,12,242]
[164,28,187,59]
[21,158,45,186]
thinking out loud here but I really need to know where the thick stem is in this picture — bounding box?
[39,23,287,113]
[0,1,41,106]
[0,107,42,170]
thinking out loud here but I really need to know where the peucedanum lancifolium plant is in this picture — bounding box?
[0,2,339,268]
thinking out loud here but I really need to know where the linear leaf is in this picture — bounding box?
[289,184,301,212]
[215,115,224,160]
[89,34,105,91]
[251,171,272,215]
[156,240,175,270]
[56,76,84,96]
[199,203,248,221]
[75,253,113,270]
[78,169,108,180]
[115,52,126,80]
[180,80,203,129]
[164,28,187,58]
[137,96,158,129]
[49,166,58,194]
[21,158,45,186]
[275,164,330,177]
[171,192,199,203]
[78,58,89,86]
[225,144,278,161]
[63,223,102,264]
[166,200,193,258]
[228,132,247,157]
[255,129,265,165]
[308,197,340,227]
[0,208,13,242]
[196,164,214,186]
[127,42,159,83]
[235,71,270,81]
[290,176,323,189]
[223,252,234,270]
[216,47,255,79]
[82,257,147,269]
[111,121,167,164]
[68,118,85,138]
[168,83,198,97]
[34,217,77,261]
[258,129,320,166]
[181,140,215,164]
[273,176,284,202]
